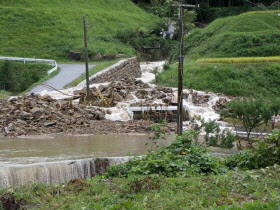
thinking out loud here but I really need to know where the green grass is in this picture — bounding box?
[0,0,160,59]
[155,10,280,99]
[186,10,280,59]
[157,62,280,99]
[0,90,10,98]
[64,59,123,88]
[4,166,280,209]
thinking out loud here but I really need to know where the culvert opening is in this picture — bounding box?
[129,106,188,123]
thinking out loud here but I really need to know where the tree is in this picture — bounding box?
[224,99,280,141]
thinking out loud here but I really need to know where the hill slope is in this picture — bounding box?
[186,10,280,59]
[156,11,280,98]
[0,0,159,59]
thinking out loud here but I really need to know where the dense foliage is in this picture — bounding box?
[226,130,280,170]
[222,99,280,140]
[0,61,50,93]
[108,130,227,177]
[115,27,177,61]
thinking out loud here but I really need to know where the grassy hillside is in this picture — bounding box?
[156,11,280,99]
[157,62,280,98]
[0,0,160,59]
[185,10,280,59]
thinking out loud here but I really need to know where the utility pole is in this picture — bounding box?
[83,15,92,101]
[172,0,199,136]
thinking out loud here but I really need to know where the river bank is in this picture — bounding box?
[1,165,279,209]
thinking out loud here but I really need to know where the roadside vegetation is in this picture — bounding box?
[0,60,51,94]
[0,90,10,98]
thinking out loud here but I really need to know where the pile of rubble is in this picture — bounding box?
[0,77,233,137]
[0,94,152,137]
[76,78,175,107]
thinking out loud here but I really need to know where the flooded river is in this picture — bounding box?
[0,134,173,168]
[0,134,173,188]
[0,134,238,188]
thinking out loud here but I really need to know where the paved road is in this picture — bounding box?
[30,64,95,93]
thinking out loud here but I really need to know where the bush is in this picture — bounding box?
[225,143,280,170]
[0,61,50,93]
[225,130,280,170]
[107,130,227,178]
[115,27,176,61]
[190,116,237,149]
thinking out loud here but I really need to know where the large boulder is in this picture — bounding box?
[68,51,82,61]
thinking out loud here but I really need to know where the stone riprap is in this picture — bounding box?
[89,57,141,84]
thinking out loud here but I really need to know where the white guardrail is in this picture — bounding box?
[0,56,58,75]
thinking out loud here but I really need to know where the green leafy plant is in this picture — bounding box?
[107,130,227,177]
[265,129,280,147]
[0,61,50,93]
[190,116,236,148]
[223,99,280,142]
[147,121,167,151]
[225,130,280,170]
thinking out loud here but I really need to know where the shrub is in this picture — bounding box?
[107,130,227,178]
[115,27,177,61]
[225,143,280,170]
[225,130,280,170]
[0,61,50,93]
[190,116,237,149]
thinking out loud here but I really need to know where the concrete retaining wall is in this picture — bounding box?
[89,57,141,84]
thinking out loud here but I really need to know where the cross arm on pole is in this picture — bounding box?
[172,4,199,8]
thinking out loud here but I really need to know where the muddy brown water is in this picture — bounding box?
[0,134,173,168]
[0,134,238,188]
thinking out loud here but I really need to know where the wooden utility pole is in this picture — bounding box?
[172,0,198,136]
[83,15,92,101]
